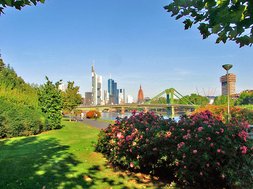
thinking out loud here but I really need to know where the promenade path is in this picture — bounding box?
[81,119,110,129]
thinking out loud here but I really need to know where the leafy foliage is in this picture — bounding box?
[236,91,253,105]
[38,77,62,130]
[179,93,209,106]
[96,111,253,188]
[194,105,253,124]
[214,95,235,105]
[0,97,44,138]
[0,59,46,138]
[0,63,39,108]
[164,0,253,47]
[0,58,4,71]
[62,81,82,112]
[0,0,45,15]
[150,97,167,104]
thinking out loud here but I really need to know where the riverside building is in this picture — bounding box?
[220,73,236,95]
[92,65,103,105]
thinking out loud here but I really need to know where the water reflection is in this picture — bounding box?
[101,112,180,122]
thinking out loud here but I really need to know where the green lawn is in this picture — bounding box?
[0,121,173,189]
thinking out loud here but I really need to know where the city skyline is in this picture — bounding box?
[0,0,252,98]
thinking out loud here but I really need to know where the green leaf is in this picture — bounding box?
[212,24,222,33]
[183,19,193,29]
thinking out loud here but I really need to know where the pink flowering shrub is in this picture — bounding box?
[171,110,253,188]
[96,111,176,175]
[96,110,253,188]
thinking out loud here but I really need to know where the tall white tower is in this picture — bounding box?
[91,65,103,105]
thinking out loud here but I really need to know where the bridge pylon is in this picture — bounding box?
[145,88,195,118]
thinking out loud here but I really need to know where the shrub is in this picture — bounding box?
[86,110,101,119]
[172,111,253,188]
[96,111,253,188]
[195,105,253,124]
[96,111,176,175]
[0,97,45,138]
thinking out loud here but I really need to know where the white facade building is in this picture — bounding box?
[92,65,103,105]
[126,95,134,104]
[119,89,126,104]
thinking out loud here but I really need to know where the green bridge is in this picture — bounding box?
[79,88,198,118]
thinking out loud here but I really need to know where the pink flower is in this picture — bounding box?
[184,166,187,169]
[206,137,211,141]
[216,131,220,135]
[197,127,203,132]
[220,128,224,133]
[206,163,210,167]
[240,146,247,154]
[210,143,214,147]
[200,172,203,176]
[130,162,134,168]
[126,135,133,142]
[193,150,197,154]
[117,132,123,139]
[217,149,221,153]
[238,131,248,142]
[183,133,191,140]
[177,142,185,149]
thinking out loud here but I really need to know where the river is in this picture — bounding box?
[101,112,180,122]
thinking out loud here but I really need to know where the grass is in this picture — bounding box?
[0,121,174,189]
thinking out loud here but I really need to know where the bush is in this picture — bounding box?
[96,111,253,188]
[0,97,45,138]
[195,105,253,124]
[86,110,101,119]
[172,111,253,188]
[96,111,176,175]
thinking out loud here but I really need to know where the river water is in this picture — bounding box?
[101,112,180,122]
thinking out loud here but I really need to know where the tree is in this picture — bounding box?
[38,77,62,129]
[0,58,5,71]
[150,97,167,104]
[213,95,235,105]
[62,81,82,113]
[236,91,253,105]
[164,0,253,47]
[0,0,45,15]
[179,93,209,106]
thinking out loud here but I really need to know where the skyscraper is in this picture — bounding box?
[92,65,103,105]
[119,89,126,104]
[220,73,236,95]
[108,78,119,104]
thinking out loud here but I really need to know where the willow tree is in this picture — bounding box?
[165,0,253,47]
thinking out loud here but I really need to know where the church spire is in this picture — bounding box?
[137,85,144,104]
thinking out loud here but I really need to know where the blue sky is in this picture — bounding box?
[0,0,252,99]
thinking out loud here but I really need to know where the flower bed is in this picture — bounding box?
[86,110,101,119]
[96,111,253,188]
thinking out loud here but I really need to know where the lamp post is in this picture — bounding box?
[222,64,233,123]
